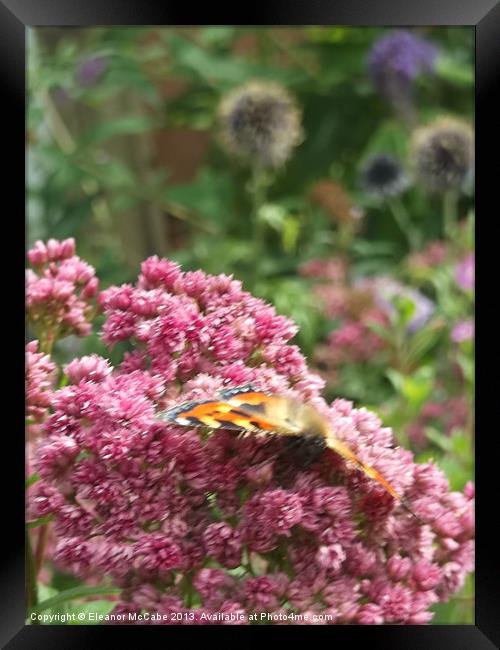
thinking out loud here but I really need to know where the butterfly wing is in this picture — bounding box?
[221,387,309,436]
[160,386,300,436]
[218,384,262,402]
[160,399,254,431]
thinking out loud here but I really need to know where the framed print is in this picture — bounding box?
[2,0,498,647]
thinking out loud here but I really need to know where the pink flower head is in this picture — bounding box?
[407,397,470,449]
[407,240,448,270]
[64,355,112,384]
[26,340,56,425]
[326,316,387,363]
[299,258,348,283]
[26,239,98,344]
[451,319,474,343]
[455,253,474,292]
[30,255,474,624]
[28,238,76,266]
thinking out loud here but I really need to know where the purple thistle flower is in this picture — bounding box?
[357,277,434,333]
[75,56,108,88]
[368,30,438,117]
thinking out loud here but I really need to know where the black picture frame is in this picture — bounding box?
[4,1,499,647]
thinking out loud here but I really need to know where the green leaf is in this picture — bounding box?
[29,585,121,615]
[166,32,305,87]
[258,203,287,231]
[392,294,416,327]
[59,600,117,625]
[198,27,237,48]
[431,573,474,624]
[281,216,301,253]
[451,431,472,459]
[403,323,444,366]
[26,515,53,529]
[164,168,235,225]
[26,473,40,489]
[351,239,398,256]
[58,373,69,388]
[360,120,410,160]
[364,319,392,343]
[78,115,159,149]
[437,455,471,491]
[400,370,434,408]
[87,159,138,191]
[51,571,84,593]
[425,427,454,452]
[416,450,438,464]
[386,369,404,393]
[37,584,59,603]
[386,366,434,410]
[435,54,474,87]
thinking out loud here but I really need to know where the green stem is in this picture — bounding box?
[443,190,458,242]
[388,197,419,251]
[29,333,53,581]
[243,546,256,577]
[249,166,268,284]
[35,524,49,574]
[182,570,195,608]
[37,325,57,356]
[29,585,121,615]
[337,223,355,252]
[26,529,39,623]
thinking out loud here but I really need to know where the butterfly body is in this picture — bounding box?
[283,435,328,469]
[159,384,419,519]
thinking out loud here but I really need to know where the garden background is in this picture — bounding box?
[27,27,474,624]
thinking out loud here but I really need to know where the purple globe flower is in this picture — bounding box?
[76,56,108,88]
[368,30,438,113]
[360,154,409,198]
[357,277,434,334]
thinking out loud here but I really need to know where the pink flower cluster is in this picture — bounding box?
[97,256,313,392]
[316,311,388,374]
[300,258,348,284]
[300,259,390,378]
[27,238,98,344]
[26,340,57,441]
[29,254,474,624]
[406,397,471,449]
[299,257,356,322]
[407,240,448,271]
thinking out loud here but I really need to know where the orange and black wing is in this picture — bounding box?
[160,386,278,434]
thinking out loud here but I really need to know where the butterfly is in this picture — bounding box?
[159,384,419,519]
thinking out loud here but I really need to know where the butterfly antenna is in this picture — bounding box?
[326,437,423,522]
